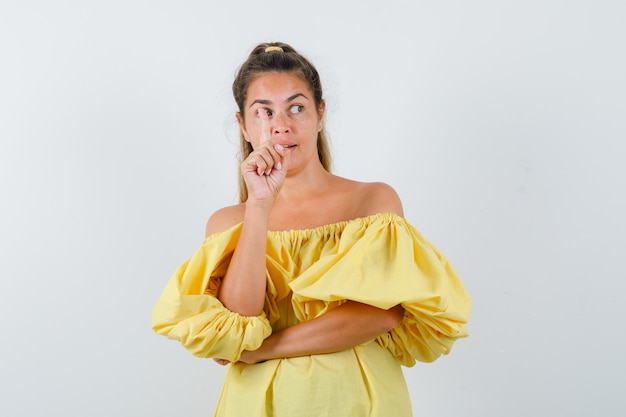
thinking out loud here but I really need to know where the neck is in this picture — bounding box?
[277,163,333,202]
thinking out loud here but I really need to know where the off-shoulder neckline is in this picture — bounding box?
[267,212,405,235]
[206,212,406,241]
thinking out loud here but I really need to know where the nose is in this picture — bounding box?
[271,112,290,134]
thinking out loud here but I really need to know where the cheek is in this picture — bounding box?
[243,122,260,144]
[300,117,319,133]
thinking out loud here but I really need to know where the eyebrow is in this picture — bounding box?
[248,93,309,108]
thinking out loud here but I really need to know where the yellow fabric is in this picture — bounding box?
[152,213,471,417]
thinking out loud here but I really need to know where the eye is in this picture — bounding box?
[289,105,304,114]
[257,108,272,117]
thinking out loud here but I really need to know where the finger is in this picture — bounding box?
[244,151,271,176]
[262,143,283,173]
[243,153,267,176]
[274,143,289,171]
[255,150,274,176]
[250,146,281,175]
[254,153,270,176]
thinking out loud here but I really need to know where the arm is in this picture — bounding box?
[238,301,405,363]
[208,111,288,317]
[211,203,271,316]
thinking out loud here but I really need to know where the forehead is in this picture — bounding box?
[246,71,312,102]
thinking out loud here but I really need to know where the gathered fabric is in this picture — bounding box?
[152,213,471,416]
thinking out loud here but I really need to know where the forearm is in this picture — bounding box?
[246,301,405,362]
[217,203,270,316]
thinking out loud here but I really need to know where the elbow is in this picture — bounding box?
[222,303,264,317]
[217,285,265,317]
[219,294,264,317]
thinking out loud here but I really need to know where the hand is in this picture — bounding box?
[241,110,289,205]
[213,358,230,366]
[237,349,263,365]
[212,351,261,366]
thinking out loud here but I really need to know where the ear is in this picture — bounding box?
[317,100,326,131]
[236,112,250,142]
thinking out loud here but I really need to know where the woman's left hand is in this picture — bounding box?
[237,349,262,364]
[213,350,262,366]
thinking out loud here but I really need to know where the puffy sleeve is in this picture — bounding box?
[151,224,273,362]
[288,215,471,367]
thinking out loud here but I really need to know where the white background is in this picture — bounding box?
[1,1,625,416]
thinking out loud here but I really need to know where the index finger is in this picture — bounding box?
[257,108,271,144]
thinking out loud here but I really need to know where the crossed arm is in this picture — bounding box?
[236,301,404,364]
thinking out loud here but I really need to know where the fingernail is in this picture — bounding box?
[276,162,282,170]
[276,144,284,151]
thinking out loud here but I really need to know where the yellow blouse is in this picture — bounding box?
[152,213,471,417]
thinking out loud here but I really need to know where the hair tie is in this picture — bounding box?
[264,46,284,53]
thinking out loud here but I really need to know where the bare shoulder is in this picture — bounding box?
[335,177,403,218]
[360,181,404,216]
[205,204,246,237]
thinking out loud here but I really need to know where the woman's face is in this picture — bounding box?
[237,71,325,174]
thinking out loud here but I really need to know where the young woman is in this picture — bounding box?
[152,42,471,417]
